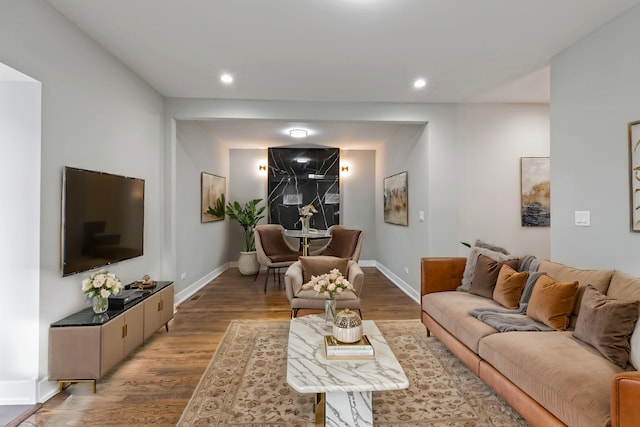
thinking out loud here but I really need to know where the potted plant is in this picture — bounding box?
[209,198,265,275]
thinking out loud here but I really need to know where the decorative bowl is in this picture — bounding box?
[333,308,363,343]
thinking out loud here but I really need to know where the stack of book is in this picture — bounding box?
[323,335,375,360]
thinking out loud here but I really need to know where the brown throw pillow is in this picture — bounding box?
[573,285,640,368]
[493,264,529,309]
[526,274,579,330]
[299,256,349,283]
[469,255,519,299]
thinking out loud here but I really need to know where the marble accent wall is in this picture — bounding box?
[267,147,340,230]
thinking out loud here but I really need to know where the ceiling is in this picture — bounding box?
[44,0,640,147]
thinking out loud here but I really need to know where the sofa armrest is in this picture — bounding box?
[420,257,467,296]
[611,371,640,427]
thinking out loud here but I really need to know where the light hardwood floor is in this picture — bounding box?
[19,267,420,426]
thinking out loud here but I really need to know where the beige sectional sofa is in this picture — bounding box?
[420,256,640,427]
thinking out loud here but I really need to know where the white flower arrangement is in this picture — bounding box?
[82,270,123,299]
[299,203,317,218]
[302,268,354,300]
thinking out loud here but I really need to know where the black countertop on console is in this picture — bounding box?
[51,281,173,327]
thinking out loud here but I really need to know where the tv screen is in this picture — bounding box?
[62,167,144,276]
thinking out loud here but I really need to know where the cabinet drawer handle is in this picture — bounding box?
[158,300,163,312]
[122,324,127,338]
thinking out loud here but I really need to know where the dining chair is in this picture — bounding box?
[311,225,363,262]
[254,224,302,293]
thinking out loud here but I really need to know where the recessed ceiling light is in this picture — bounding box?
[413,78,427,89]
[220,73,233,84]
[289,129,308,138]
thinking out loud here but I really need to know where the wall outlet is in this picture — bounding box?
[404,267,409,274]
[180,272,187,280]
[418,210,424,222]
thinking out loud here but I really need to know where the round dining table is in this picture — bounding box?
[284,229,331,256]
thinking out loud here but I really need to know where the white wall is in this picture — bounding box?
[550,4,640,274]
[457,103,551,259]
[0,0,164,402]
[175,121,230,296]
[340,149,376,261]
[0,70,41,404]
[228,149,269,258]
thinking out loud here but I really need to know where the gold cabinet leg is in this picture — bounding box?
[58,379,97,393]
[314,392,325,426]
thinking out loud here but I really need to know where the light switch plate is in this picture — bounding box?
[418,211,424,222]
[575,211,590,227]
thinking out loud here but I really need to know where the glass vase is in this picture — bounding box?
[324,298,336,326]
[301,216,310,234]
[92,295,109,314]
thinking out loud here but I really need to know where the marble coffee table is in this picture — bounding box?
[286,314,409,426]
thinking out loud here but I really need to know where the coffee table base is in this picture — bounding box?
[315,391,373,427]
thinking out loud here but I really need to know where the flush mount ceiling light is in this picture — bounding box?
[289,129,308,138]
[413,78,427,89]
[220,73,233,84]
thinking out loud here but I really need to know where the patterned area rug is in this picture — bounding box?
[177,319,529,426]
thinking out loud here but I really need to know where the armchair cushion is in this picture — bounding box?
[322,228,361,259]
[299,256,349,283]
[286,259,362,301]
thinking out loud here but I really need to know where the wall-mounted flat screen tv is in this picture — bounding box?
[61,166,144,276]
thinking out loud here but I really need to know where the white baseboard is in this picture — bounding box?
[0,379,37,405]
[38,378,58,404]
[174,263,229,306]
[375,262,420,303]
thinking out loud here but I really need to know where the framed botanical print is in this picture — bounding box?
[201,172,225,223]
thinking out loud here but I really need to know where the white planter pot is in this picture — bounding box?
[238,251,259,275]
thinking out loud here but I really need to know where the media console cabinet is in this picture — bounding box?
[49,281,174,392]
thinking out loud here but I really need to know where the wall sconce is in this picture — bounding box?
[340,162,351,177]
[258,162,267,176]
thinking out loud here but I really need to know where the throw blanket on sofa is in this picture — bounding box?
[471,256,553,332]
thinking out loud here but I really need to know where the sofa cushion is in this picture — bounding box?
[538,261,614,327]
[422,291,499,353]
[459,247,519,292]
[526,274,579,330]
[492,264,528,309]
[479,331,623,427]
[607,271,640,369]
[469,255,519,299]
[299,256,349,283]
[573,284,640,368]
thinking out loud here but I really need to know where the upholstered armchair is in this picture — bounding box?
[284,256,365,318]
[254,224,301,293]
[311,225,363,262]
